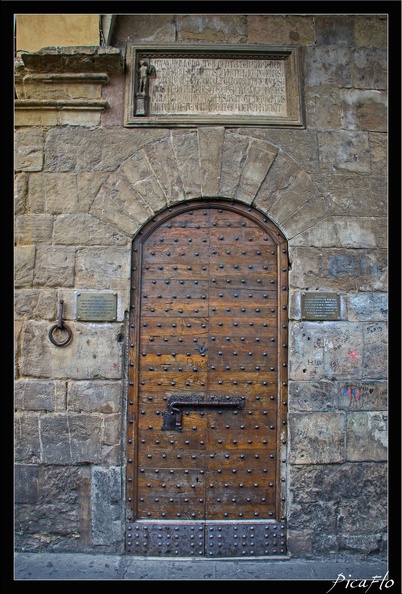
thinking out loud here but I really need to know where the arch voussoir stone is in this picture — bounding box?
[91,127,328,242]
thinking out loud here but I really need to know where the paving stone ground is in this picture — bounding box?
[14,552,389,583]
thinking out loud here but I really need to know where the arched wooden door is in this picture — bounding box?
[126,200,288,557]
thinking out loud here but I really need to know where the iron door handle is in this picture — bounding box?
[162,396,245,431]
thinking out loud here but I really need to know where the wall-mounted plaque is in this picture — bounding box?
[76,292,117,321]
[125,44,303,127]
[301,292,341,321]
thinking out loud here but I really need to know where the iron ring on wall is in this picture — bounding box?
[48,322,73,347]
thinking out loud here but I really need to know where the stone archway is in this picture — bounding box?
[88,126,328,555]
[89,128,327,242]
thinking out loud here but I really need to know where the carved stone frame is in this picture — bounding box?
[124,44,304,127]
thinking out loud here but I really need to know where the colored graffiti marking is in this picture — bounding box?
[343,387,361,407]
[348,350,360,359]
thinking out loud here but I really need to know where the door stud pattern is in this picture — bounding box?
[127,202,288,556]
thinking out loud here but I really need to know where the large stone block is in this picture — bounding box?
[336,217,387,248]
[264,170,314,225]
[53,213,129,246]
[338,381,388,411]
[368,132,387,176]
[33,246,75,287]
[289,216,387,249]
[68,381,121,413]
[288,412,346,463]
[28,173,75,214]
[219,131,250,198]
[15,173,28,214]
[15,245,35,288]
[340,89,387,132]
[247,15,314,45]
[325,322,365,379]
[337,489,387,535]
[14,129,44,172]
[171,130,202,199]
[102,413,120,446]
[44,127,167,172]
[15,503,83,537]
[354,16,387,48]
[113,14,176,44]
[254,150,301,212]
[338,534,384,555]
[40,413,103,464]
[286,531,313,557]
[120,150,167,213]
[288,500,339,533]
[235,139,277,204]
[305,87,341,130]
[315,15,354,46]
[346,411,388,461]
[15,289,56,321]
[198,127,225,197]
[288,381,337,412]
[142,137,186,204]
[91,466,122,545]
[289,321,365,381]
[347,293,387,321]
[14,412,41,462]
[27,172,111,214]
[75,246,130,292]
[177,14,247,43]
[90,172,153,236]
[289,322,325,381]
[15,215,54,244]
[278,191,328,240]
[289,248,388,292]
[265,130,320,174]
[21,321,122,379]
[312,174,387,216]
[15,379,66,412]
[363,322,387,379]
[38,465,90,504]
[288,463,387,504]
[351,48,387,89]
[15,465,39,503]
[304,47,352,87]
[318,131,370,174]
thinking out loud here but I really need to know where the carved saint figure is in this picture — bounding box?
[138,59,156,95]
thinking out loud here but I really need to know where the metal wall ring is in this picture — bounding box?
[48,323,73,347]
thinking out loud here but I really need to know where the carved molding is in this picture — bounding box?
[14,47,123,126]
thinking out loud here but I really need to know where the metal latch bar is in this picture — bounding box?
[162,396,245,430]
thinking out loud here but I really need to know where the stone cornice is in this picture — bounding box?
[15,46,123,126]
[17,46,124,74]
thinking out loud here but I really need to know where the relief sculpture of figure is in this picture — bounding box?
[138,59,156,95]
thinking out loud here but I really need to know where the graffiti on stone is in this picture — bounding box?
[342,387,361,408]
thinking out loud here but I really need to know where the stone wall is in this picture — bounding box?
[14,14,387,557]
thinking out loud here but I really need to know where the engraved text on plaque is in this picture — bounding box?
[125,45,303,127]
[76,292,117,322]
[301,292,341,321]
[150,58,287,117]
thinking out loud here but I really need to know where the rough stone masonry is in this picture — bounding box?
[14,14,387,557]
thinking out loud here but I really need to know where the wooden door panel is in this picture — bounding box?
[127,201,288,555]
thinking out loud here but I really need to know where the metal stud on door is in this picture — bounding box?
[127,201,288,556]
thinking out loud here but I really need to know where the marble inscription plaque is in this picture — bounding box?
[150,58,287,117]
[125,45,303,127]
[301,292,341,321]
[76,292,117,321]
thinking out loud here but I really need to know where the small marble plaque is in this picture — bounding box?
[301,292,341,321]
[76,292,117,321]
